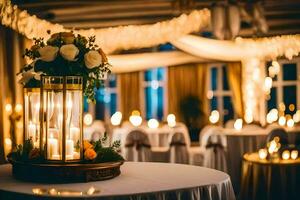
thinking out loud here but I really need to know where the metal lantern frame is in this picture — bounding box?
[40,75,84,163]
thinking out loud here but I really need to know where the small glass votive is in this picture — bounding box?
[291,150,298,160]
[258,149,268,160]
[282,150,290,160]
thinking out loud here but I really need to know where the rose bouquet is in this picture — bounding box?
[18,31,111,102]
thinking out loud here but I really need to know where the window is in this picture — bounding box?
[208,64,234,124]
[266,58,300,115]
[142,68,167,120]
[87,74,118,121]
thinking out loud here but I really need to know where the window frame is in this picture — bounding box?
[207,63,234,124]
[265,57,300,113]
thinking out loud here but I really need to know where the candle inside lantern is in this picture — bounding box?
[48,133,59,159]
[70,126,80,144]
[28,122,36,143]
[291,150,298,160]
[66,139,74,159]
[282,150,290,160]
[258,149,268,159]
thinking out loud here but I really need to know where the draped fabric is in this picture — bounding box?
[117,72,141,120]
[227,62,244,118]
[0,26,27,163]
[168,63,208,123]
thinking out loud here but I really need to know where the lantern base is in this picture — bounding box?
[8,158,123,183]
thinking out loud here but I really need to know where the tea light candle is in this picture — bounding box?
[291,150,298,160]
[66,139,74,158]
[258,149,268,159]
[282,150,290,160]
[70,127,80,144]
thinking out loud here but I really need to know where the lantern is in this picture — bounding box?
[40,76,83,162]
[23,88,41,148]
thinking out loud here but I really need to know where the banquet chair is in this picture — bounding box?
[200,126,227,172]
[124,129,152,162]
[169,132,189,164]
[266,128,288,145]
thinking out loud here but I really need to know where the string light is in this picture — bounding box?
[291,150,298,160]
[287,119,294,128]
[278,116,286,126]
[282,150,290,160]
[258,148,268,160]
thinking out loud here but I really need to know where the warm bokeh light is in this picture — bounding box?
[258,149,268,160]
[148,119,159,129]
[293,110,300,123]
[282,150,290,160]
[268,66,275,78]
[272,61,280,75]
[234,118,243,130]
[287,119,294,128]
[83,113,93,126]
[167,114,176,127]
[278,116,286,126]
[206,90,213,99]
[111,111,122,126]
[244,108,253,124]
[279,102,286,111]
[266,108,279,124]
[268,139,280,154]
[291,150,298,160]
[209,110,219,124]
[5,103,12,114]
[15,103,23,114]
[264,77,272,91]
[129,110,142,127]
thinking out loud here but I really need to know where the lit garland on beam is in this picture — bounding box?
[0,1,210,54]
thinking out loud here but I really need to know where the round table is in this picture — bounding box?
[223,129,267,193]
[0,162,235,200]
[240,153,300,200]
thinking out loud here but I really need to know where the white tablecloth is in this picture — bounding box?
[0,162,235,200]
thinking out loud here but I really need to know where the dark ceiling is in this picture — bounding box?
[12,0,300,37]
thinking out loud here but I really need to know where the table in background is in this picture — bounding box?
[223,129,268,193]
[0,162,235,200]
[240,153,300,200]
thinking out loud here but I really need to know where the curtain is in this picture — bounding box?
[168,63,208,124]
[0,26,27,163]
[117,72,141,120]
[227,62,244,118]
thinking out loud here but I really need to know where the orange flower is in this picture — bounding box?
[84,148,97,160]
[84,140,93,150]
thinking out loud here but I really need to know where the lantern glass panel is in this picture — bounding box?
[24,89,40,148]
[41,76,83,162]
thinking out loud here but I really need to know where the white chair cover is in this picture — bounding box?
[201,126,227,172]
[124,129,152,162]
[243,124,263,131]
[225,120,235,129]
[169,132,189,164]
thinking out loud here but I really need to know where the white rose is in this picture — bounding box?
[38,46,58,62]
[84,51,102,69]
[60,44,79,61]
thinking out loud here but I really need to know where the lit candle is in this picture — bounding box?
[258,149,268,160]
[282,150,290,160]
[28,122,36,143]
[291,150,298,160]
[48,136,58,159]
[70,127,80,144]
[66,139,74,159]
